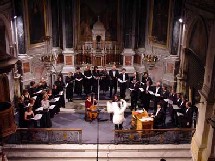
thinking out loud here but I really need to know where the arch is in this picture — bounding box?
[0,13,13,55]
[186,16,208,66]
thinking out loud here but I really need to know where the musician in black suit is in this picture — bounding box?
[100,66,109,93]
[179,102,193,128]
[129,78,140,111]
[130,71,139,86]
[141,72,153,86]
[65,72,74,102]
[153,103,166,129]
[92,66,100,93]
[118,68,129,99]
[142,80,153,111]
[54,76,65,108]
[74,67,84,96]
[28,81,37,97]
[109,65,119,98]
[160,86,170,112]
[153,82,162,113]
[83,66,92,95]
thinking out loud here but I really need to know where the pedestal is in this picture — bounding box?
[162,55,180,87]
[61,48,76,75]
[18,54,35,88]
[121,48,135,74]
[134,48,146,80]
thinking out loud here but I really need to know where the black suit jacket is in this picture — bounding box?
[118,73,129,83]
[109,70,119,80]
[183,107,193,128]
[154,109,165,124]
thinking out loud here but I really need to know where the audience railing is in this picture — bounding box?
[6,128,82,144]
[114,128,195,144]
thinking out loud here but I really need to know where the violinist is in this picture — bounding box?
[85,94,97,121]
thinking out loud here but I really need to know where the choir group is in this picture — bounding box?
[17,64,197,129]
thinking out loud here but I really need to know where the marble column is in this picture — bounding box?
[121,0,136,74]
[61,0,75,76]
[162,0,183,88]
[191,22,215,161]
[134,0,147,76]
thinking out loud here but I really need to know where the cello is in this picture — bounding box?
[85,94,98,121]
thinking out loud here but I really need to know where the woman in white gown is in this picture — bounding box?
[107,99,127,130]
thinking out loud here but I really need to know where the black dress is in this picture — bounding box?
[74,72,84,96]
[65,75,74,100]
[54,80,65,108]
[92,70,100,93]
[83,70,92,95]
[100,69,109,92]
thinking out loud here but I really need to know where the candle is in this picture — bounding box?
[83,45,85,54]
[115,45,116,54]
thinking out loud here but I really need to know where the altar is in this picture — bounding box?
[74,18,122,67]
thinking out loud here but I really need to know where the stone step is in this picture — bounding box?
[3,144,192,161]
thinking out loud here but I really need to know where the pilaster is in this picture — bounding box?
[61,48,76,75]
[18,54,35,88]
[121,48,135,74]
[162,55,179,87]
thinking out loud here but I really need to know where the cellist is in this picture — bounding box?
[85,94,97,121]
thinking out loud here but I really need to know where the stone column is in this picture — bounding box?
[18,54,34,88]
[191,22,215,161]
[121,0,136,74]
[134,0,147,76]
[61,0,75,77]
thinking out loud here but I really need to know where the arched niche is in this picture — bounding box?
[184,17,208,104]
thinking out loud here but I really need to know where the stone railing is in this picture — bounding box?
[114,128,195,144]
[6,128,82,144]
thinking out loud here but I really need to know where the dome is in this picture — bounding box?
[93,17,105,31]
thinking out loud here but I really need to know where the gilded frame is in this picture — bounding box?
[148,0,172,49]
[24,0,47,49]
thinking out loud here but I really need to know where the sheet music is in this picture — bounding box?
[177,112,184,116]
[75,78,83,81]
[36,90,43,94]
[136,110,144,113]
[35,107,43,111]
[148,91,154,95]
[129,88,134,91]
[59,91,63,95]
[55,97,60,101]
[32,114,43,120]
[32,96,37,100]
[118,79,127,83]
[49,105,55,109]
[65,83,68,88]
[139,88,144,92]
[155,93,161,97]
[86,76,92,79]
[164,99,173,105]
[140,117,153,122]
[141,82,145,85]
[173,105,180,110]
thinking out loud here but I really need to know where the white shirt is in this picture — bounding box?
[113,71,116,77]
[123,74,125,81]
[155,87,160,94]
[155,108,161,116]
[146,86,149,91]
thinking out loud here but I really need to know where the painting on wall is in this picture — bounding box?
[149,0,171,48]
[79,0,118,42]
[26,0,46,46]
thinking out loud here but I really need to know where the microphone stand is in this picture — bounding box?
[96,77,100,161]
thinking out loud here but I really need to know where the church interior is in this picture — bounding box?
[0,0,215,160]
